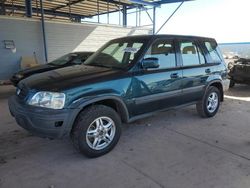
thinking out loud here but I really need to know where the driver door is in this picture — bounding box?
[131,38,183,116]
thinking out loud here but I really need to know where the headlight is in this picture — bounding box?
[28,92,65,109]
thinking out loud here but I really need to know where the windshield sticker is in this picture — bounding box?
[123,47,139,53]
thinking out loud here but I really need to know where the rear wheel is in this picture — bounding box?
[196,86,221,118]
[71,105,121,158]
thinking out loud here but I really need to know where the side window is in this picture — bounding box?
[204,41,222,63]
[144,39,176,69]
[180,41,206,66]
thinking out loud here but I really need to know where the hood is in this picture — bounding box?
[20,64,122,91]
[17,64,57,77]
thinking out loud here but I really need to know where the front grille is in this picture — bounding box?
[16,84,29,100]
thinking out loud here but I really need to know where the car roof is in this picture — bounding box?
[111,34,216,42]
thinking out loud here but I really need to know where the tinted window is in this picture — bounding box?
[78,53,93,64]
[180,41,205,66]
[102,43,134,63]
[205,41,221,63]
[144,39,176,69]
[197,46,206,64]
[49,53,79,65]
[85,39,144,69]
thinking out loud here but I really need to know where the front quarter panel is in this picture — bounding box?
[64,77,133,119]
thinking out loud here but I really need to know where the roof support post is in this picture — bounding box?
[1,0,6,15]
[152,6,156,34]
[25,0,32,17]
[135,7,138,26]
[156,0,184,34]
[97,0,100,23]
[35,0,38,16]
[39,0,48,63]
[68,0,72,20]
[11,0,14,15]
[122,5,127,27]
[145,8,153,23]
[139,7,141,26]
[107,0,109,24]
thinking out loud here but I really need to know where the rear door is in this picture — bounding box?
[177,38,209,104]
[130,38,183,116]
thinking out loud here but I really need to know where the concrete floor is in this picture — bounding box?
[0,85,250,188]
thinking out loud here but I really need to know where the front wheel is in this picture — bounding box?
[71,105,121,158]
[196,86,221,118]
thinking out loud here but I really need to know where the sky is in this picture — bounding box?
[83,0,250,43]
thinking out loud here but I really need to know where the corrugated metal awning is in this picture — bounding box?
[1,0,192,20]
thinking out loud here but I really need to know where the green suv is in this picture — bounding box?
[9,35,229,157]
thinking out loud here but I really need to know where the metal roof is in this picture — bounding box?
[1,0,192,20]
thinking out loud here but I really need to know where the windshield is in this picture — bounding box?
[84,38,146,69]
[49,53,89,66]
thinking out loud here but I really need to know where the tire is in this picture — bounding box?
[71,105,121,158]
[229,80,235,88]
[196,86,221,118]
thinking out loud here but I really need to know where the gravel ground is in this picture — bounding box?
[0,85,250,188]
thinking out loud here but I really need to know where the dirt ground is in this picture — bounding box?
[0,85,250,188]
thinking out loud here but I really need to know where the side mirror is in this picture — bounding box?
[142,57,159,69]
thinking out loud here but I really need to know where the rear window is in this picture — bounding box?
[179,41,206,66]
[204,41,222,63]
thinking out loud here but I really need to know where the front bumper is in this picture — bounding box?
[8,96,79,139]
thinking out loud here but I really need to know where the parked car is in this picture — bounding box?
[228,57,250,87]
[10,51,94,86]
[9,35,229,157]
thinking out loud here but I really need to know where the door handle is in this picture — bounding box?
[205,68,211,73]
[170,73,179,79]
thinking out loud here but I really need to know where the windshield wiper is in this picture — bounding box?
[86,63,111,68]
[85,61,124,70]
